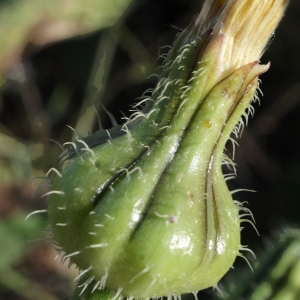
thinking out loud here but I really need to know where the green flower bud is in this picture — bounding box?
[45,0,288,299]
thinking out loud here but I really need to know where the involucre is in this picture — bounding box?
[43,0,288,299]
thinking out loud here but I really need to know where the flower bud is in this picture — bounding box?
[46,0,288,299]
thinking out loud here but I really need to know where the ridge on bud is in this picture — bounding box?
[43,0,289,299]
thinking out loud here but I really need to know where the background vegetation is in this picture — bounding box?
[0,0,300,299]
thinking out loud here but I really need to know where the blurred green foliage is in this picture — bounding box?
[0,212,43,270]
[218,230,300,300]
[0,0,133,85]
[0,212,59,299]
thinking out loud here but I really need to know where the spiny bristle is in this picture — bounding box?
[74,266,94,282]
[129,267,151,284]
[66,125,83,139]
[111,287,123,300]
[63,142,78,153]
[237,253,254,271]
[41,190,65,198]
[239,219,260,236]
[47,138,65,151]
[25,209,47,222]
[46,167,63,178]
[239,245,256,259]
[79,275,95,295]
